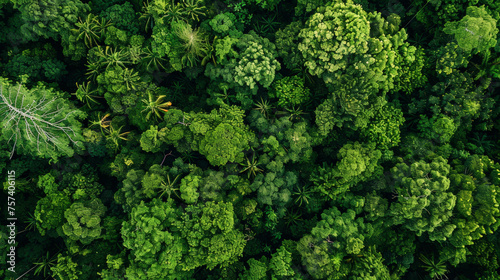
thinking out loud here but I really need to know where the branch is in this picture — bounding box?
[0,82,81,158]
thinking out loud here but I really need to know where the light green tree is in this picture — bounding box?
[179,174,201,204]
[443,6,498,54]
[50,254,82,280]
[297,207,390,279]
[0,78,85,160]
[199,123,253,166]
[121,199,188,279]
[418,114,457,144]
[298,1,371,80]
[140,125,163,153]
[441,156,500,266]
[34,192,72,235]
[389,156,457,241]
[269,75,311,107]
[239,257,268,280]
[62,198,107,245]
[122,199,246,278]
[269,245,295,277]
[205,31,281,108]
[311,142,382,199]
[361,103,405,150]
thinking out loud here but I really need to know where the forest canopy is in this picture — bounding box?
[1,0,500,279]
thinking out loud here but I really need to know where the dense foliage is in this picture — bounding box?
[1,0,500,279]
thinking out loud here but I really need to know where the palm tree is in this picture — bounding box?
[141,46,168,72]
[95,17,112,38]
[33,252,58,278]
[122,68,141,91]
[75,81,101,108]
[139,0,156,32]
[201,36,218,66]
[17,252,58,279]
[293,185,313,207]
[173,21,208,67]
[96,46,131,70]
[17,212,36,234]
[73,14,100,48]
[181,151,198,163]
[182,0,206,22]
[162,0,185,24]
[85,59,102,81]
[89,112,111,135]
[239,153,263,178]
[141,92,172,120]
[284,209,303,227]
[253,98,274,118]
[159,174,181,199]
[470,50,500,80]
[276,105,308,121]
[419,254,448,279]
[105,125,131,149]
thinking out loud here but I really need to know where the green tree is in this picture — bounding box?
[4,44,68,82]
[62,198,107,245]
[253,171,296,210]
[269,75,311,107]
[205,31,280,108]
[17,0,90,41]
[311,142,382,199]
[298,2,414,94]
[314,91,388,134]
[37,173,59,195]
[99,2,140,34]
[389,156,457,241]
[408,71,493,134]
[443,6,499,54]
[50,254,82,280]
[209,12,240,36]
[199,170,226,202]
[406,0,500,28]
[140,125,163,153]
[59,164,105,201]
[297,207,389,279]
[269,245,295,277]
[179,174,201,204]
[361,103,405,150]
[199,123,253,166]
[467,238,499,271]
[275,21,304,70]
[103,26,129,47]
[442,156,500,265]
[239,257,268,280]
[34,192,72,235]
[121,199,188,279]
[233,33,281,91]
[0,78,85,160]
[418,114,457,144]
[114,169,146,212]
[302,3,419,133]
[160,105,256,164]
[248,112,314,164]
[122,199,246,278]
[298,1,371,82]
